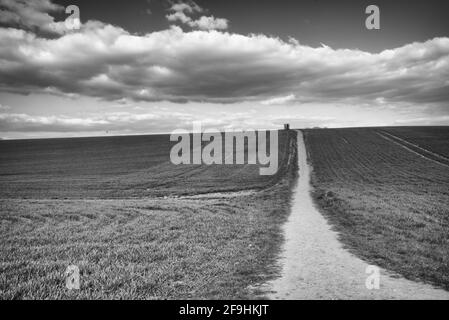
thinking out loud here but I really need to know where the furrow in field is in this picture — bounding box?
[382,131,449,162]
[377,132,449,169]
[336,132,380,185]
[366,132,444,184]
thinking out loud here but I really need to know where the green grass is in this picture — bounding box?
[304,127,449,290]
[0,131,297,299]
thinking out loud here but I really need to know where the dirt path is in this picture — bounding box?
[267,130,449,300]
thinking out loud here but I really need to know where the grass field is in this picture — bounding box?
[0,130,297,299]
[383,126,449,159]
[3,126,447,298]
[304,127,449,290]
[0,132,291,199]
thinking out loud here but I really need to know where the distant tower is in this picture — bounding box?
[284,124,290,130]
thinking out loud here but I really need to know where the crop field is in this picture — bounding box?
[382,127,449,159]
[304,127,449,290]
[0,132,290,199]
[0,130,297,299]
[3,126,447,299]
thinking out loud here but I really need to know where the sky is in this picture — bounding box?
[0,0,448,139]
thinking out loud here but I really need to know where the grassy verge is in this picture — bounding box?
[0,132,297,299]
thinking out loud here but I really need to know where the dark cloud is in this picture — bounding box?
[1,22,448,109]
[0,0,66,35]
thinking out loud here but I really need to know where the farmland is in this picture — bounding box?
[0,130,297,299]
[3,125,448,299]
[0,132,290,199]
[383,126,449,159]
[304,127,449,290]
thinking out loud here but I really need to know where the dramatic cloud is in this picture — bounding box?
[0,22,448,110]
[166,1,228,30]
[0,0,66,34]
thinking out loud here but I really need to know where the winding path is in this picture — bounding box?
[267,130,449,300]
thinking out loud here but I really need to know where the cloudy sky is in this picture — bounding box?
[0,0,448,139]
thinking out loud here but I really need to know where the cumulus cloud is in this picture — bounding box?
[187,15,228,30]
[166,1,228,30]
[0,23,448,111]
[0,0,67,34]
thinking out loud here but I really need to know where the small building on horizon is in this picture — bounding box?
[284,124,290,130]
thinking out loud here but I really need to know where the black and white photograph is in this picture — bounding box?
[0,0,448,305]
